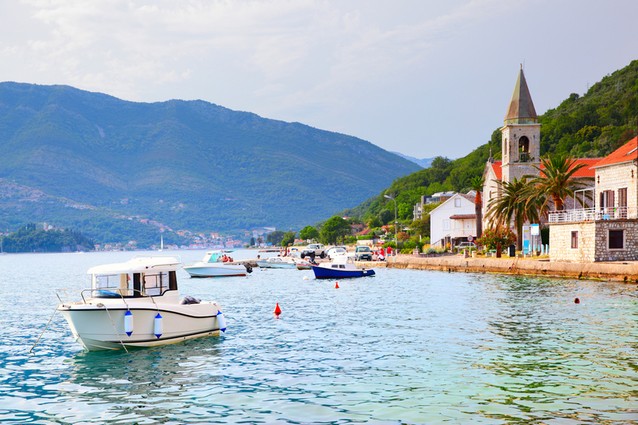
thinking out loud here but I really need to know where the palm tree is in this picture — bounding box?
[470,176,484,238]
[528,154,592,214]
[487,177,540,251]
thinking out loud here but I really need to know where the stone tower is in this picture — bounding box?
[501,66,541,183]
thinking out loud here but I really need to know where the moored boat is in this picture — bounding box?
[256,256,297,269]
[184,250,251,277]
[57,256,227,351]
[311,256,375,279]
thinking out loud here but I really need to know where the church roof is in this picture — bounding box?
[593,136,638,168]
[504,67,537,124]
[486,158,596,181]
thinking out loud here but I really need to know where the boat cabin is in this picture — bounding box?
[90,256,180,298]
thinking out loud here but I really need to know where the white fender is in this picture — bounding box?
[217,310,227,332]
[124,310,133,336]
[154,312,163,339]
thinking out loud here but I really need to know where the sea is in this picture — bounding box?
[0,249,637,424]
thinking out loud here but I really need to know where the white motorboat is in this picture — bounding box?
[183,250,251,277]
[57,256,227,351]
[256,256,297,269]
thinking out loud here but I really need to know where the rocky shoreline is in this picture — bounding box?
[381,254,638,283]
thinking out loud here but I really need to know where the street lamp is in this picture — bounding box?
[383,194,398,253]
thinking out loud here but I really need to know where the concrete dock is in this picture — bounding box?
[374,254,638,283]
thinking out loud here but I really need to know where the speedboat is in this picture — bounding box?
[311,256,375,279]
[184,250,251,277]
[256,256,297,269]
[57,256,227,351]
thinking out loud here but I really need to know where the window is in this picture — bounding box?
[143,271,169,296]
[454,198,462,207]
[618,188,627,218]
[443,219,450,230]
[519,136,530,162]
[608,230,624,249]
[571,231,578,249]
[600,190,615,217]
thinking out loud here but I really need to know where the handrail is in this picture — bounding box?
[548,206,636,223]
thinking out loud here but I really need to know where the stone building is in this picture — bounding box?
[549,136,638,262]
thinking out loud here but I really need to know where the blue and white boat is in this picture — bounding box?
[311,256,375,279]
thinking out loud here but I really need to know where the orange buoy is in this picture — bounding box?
[274,303,282,317]
[574,297,580,304]
[335,282,339,289]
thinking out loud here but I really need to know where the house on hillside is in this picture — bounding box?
[549,136,638,262]
[429,193,477,248]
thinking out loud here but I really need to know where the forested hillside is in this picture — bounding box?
[0,83,420,246]
[346,59,638,224]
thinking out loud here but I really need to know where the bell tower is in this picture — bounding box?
[501,66,541,183]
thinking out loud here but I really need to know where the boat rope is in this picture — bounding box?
[29,305,59,355]
[100,303,129,353]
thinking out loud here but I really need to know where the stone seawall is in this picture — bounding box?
[382,254,638,283]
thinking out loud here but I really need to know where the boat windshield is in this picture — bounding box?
[93,273,133,297]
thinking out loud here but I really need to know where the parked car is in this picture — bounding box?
[301,243,326,259]
[354,245,373,261]
[326,246,348,260]
[454,242,476,251]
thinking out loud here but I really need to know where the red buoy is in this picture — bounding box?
[574,297,580,304]
[274,303,282,317]
[335,282,339,289]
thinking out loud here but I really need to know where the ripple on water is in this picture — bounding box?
[0,252,637,423]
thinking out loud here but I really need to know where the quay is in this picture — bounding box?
[377,254,638,283]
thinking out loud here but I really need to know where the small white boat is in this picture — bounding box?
[57,256,226,351]
[256,256,297,269]
[184,250,251,277]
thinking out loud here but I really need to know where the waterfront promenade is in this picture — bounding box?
[381,253,638,283]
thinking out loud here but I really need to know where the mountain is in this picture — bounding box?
[0,82,420,246]
[391,152,434,168]
[345,59,638,224]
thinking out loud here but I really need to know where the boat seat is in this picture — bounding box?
[181,295,201,305]
[95,290,120,298]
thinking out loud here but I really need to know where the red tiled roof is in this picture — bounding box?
[449,214,476,220]
[491,161,502,180]
[489,158,597,180]
[593,136,638,168]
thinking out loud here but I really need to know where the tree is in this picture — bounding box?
[299,225,319,242]
[486,178,540,251]
[266,230,285,246]
[476,225,516,257]
[528,154,592,214]
[281,231,296,247]
[470,175,484,238]
[319,216,351,245]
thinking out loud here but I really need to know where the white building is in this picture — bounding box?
[429,193,477,248]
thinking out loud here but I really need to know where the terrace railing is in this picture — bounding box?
[548,206,636,223]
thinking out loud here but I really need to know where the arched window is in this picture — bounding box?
[519,136,530,161]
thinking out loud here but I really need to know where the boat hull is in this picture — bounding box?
[58,301,224,351]
[311,266,375,279]
[184,263,247,277]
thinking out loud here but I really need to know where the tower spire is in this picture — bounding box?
[504,67,537,124]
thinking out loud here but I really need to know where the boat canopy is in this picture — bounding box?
[87,256,181,275]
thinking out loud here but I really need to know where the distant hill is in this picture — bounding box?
[391,152,434,168]
[345,59,638,224]
[0,82,420,246]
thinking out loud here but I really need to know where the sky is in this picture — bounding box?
[1,0,636,160]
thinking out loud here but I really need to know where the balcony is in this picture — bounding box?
[548,206,634,223]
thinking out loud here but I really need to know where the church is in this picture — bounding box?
[482,67,638,262]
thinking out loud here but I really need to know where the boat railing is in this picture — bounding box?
[80,287,161,311]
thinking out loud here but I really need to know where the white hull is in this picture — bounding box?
[58,294,224,351]
[184,262,247,277]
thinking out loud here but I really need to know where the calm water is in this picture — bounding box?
[0,250,637,424]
